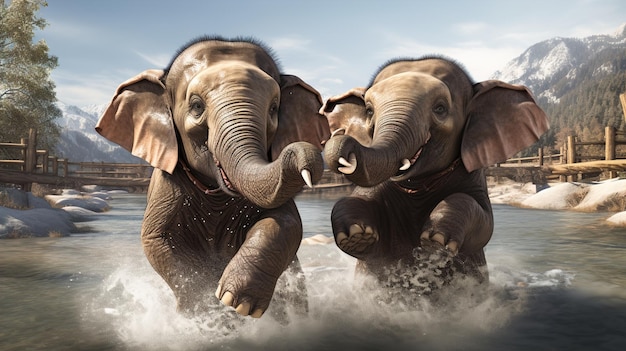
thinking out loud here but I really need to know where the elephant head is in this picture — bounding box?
[322,57,549,187]
[96,38,328,209]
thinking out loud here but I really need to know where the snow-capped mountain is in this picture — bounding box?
[492,23,626,103]
[54,101,142,163]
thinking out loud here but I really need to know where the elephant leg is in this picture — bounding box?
[330,196,382,259]
[215,205,303,318]
[419,193,493,279]
[143,237,223,315]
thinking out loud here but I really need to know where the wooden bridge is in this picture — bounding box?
[0,129,152,192]
[2,127,626,192]
[487,126,626,184]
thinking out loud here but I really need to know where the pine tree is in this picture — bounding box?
[0,0,60,150]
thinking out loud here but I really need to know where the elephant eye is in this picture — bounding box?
[268,100,278,116]
[365,105,374,118]
[189,96,206,118]
[433,103,448,117]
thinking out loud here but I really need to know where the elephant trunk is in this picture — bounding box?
[324,135,405,187]
[324,108,427,187]
[229,143,323,209]
[213,110,323,209]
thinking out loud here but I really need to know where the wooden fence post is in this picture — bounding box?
[20,137,27,172]
[606,126,616,178]
[538,147,544,166]
[41,151,49,173]
[567,136,576,164]
[605,126,616,160]
[25,129,37,173]
[61,159,68,177]
[567,135,577,182]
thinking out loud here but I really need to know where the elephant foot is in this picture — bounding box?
[214,248,284,318]
[335,223,379,257]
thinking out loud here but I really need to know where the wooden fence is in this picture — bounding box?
[0,129,151,191]
[492,126,626,182]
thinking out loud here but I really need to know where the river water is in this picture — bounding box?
[1,192,626,350]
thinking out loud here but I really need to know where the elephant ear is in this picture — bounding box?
[95,69,179,174]
[270,75,330,161]
[320,87,374,146]
[461,80,549,173]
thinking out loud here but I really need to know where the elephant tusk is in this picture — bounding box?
[338,157,352,167]
[301,169,313,188]
[338,153,357,174]
[330,128,346,138]
[399,158,411,171]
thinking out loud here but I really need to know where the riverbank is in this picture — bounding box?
[0,186,125,238]
[488,177,626,225]
[2,177,626,239]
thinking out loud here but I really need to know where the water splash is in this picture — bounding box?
[84,242,576,350]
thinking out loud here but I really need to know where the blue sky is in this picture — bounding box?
[36,0,625,108]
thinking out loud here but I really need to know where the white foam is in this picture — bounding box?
[82,245,577,350]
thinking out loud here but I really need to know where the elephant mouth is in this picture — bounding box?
[214,157,240,196]
[392,134,431,180]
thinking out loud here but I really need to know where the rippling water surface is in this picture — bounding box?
[1,192,626,350]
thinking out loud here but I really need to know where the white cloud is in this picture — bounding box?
[134,51,171,68]
[51,69,131,108]
[371,31,523,82]
[268,36,312,52]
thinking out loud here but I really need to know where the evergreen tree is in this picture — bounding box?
[0,0,60,150]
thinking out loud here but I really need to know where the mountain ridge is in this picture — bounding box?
[492,23,626,105]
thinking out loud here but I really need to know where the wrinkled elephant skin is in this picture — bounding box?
[322,57,549,289]
[96,37,329,318]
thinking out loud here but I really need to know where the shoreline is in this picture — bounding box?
[2,177,626,238]
[0,186,125,238]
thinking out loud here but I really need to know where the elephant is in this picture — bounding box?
[321,56,549,293]
[95,37,330,318]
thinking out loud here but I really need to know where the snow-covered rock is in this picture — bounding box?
[520,182,590,210]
